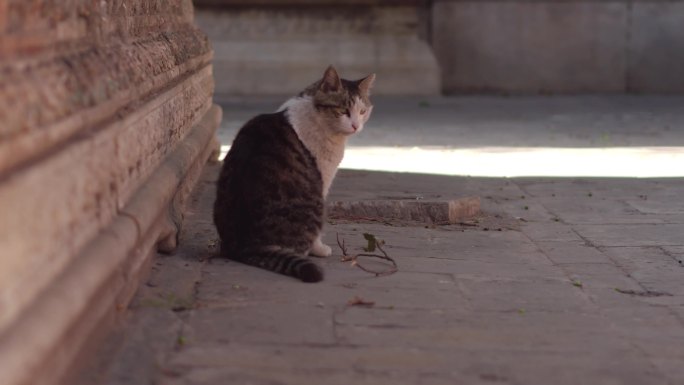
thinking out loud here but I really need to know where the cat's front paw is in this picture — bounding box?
[310,242,332,258]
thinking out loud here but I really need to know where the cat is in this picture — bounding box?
[213,66,375,282]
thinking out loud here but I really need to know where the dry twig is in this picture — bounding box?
[347,296,375,307]
[336,233,398,277]
[457,221,479,227]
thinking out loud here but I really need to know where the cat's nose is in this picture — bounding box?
[351,123,358,132]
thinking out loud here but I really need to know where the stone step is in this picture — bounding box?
[329,196,481,224]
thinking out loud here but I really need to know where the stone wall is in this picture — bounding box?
[432,0,684,94]
[194,0,684,95]
[194,1,441,96]
[0,2,220,385]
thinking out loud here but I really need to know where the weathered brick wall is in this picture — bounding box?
[0,2,220,384]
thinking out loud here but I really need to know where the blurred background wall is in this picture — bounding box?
[194,0,684,96]
[194,0,441,95]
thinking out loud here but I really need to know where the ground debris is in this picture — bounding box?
[458,221,479,227]
[337,233,398,277]
[362,232,384,252]
[347,296,375,307]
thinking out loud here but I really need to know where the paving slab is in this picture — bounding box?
[536,241,612,264]
[216,95,684,149]
[78,163,684,385]
[78,96,684,384]
[574,224,684,247]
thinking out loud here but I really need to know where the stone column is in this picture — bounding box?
[0,1,220,384]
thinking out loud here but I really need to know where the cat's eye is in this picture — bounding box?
[360,109,367,115]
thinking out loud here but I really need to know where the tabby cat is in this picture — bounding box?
[213,66,375,282]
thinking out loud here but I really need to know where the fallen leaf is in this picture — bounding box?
[363,233,377,252]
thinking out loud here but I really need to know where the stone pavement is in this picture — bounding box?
[78,97,684,385]
[216,95,684,148]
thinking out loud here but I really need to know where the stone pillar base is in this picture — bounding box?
[195,4,441,96]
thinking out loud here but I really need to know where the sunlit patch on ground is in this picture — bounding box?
[220,145,684,178]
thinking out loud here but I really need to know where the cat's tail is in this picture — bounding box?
[231,247,324,283]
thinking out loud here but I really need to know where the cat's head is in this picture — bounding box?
[304,66,375,136]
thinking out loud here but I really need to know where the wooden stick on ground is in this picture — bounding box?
[336,233,398,277]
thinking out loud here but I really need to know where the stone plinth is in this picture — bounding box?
[194,2,440,96]
[0,1,220,385]
[329,197,481,224]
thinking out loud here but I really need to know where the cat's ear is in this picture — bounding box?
[358,73,376,95]
[319,65,342,93]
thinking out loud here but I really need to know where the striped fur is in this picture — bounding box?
[234,247,324,283]
[213,66,375,282]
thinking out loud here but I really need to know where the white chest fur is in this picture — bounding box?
[279,97,347,198]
